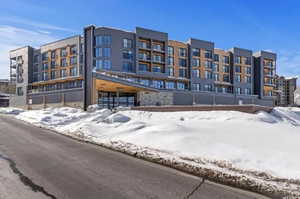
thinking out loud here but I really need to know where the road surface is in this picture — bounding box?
[0,115,269,199]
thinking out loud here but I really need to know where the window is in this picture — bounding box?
[179,58,187,67]
[42,52,48,61]
[166,81,175,89]
[245,88,251,95]
[123,50,133,59]
[139,52,150,61]
[205,61,213,69]
[33,64,39,72]
[166,67,174,76]
[235,66,241,73]
[34,55,39,63]
[139,41,150,49]
[70,56,77,65]
[179,48,187,57]
[246,76,251,83]
[192,58,200,67]
[212,63,219,72]
[17,87,23,96]
[214,54,219,62]
[213,73,219,81]
[167,56,174,66]
[70,67,77,76]
[95,35,111,46]
[223,65,230,73]
[192,48,200,57]
[95,48,102,57]
[153,43,163,51]
[153,54,163,63]
[139,63,148,71]
[235,87,242,95]
[246,67,251,74]
[191,83,201,91]
[204,84,212,91]
[177,82,185,90]
[122,62,134,72]
[168,46,174,55]
[70,46,77,55]
[223,56,230,64]
[204,50,212,59]
[123,39,133,48]
[223,74,230,82]
[235,56,242,64]
[191,69,200,78]
[42,62,48,70]
[179,69,186,78]
[51,71,56,79]
[61,48,67,57]
[33,73,38,82]
[235,75,241,82]
[61,58,67,67]
[152,65,161,73]
[103,60,111,69]
[60,69,67,78]
[51,60,56,68]
[42,72,49,81]
[151,80,164,89]
[103,48,111,57]
[95,60,102,70]
[140,79,149,86]
[51,51,56,59]
[205,71,212,79]
[245,57,251,65]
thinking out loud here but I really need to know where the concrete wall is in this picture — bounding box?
[28,89,84,109]
[137,90,274,107]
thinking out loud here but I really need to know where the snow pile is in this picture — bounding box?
[2,106,300,197]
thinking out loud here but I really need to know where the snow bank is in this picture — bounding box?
[2,106,300,197]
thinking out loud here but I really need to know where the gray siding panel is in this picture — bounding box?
[46,94,61,104]
[65,91,83,102]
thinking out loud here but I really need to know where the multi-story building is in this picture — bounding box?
[275,76,297,106]
[9,25,277,109]
[10,36,84,109]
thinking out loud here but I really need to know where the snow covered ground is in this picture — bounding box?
[1,106,300,197]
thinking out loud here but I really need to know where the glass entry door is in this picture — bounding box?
[98,91,136,109]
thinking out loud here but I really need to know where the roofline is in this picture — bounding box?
[9,46,31,53]
[40,35,81,47]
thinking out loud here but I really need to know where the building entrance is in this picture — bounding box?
[97,91,136,109]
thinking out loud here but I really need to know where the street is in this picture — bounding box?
[0,115,269,199]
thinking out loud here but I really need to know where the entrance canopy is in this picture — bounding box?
[93,72,158,93]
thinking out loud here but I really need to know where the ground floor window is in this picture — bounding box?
[98,91,137,109]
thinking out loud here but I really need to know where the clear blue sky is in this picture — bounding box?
[0,0,299,84]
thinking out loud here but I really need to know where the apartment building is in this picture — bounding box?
[10,36,84,109]
[9,25,277,109]
[275,76,297,106]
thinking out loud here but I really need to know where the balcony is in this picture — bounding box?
[138,42,151,50]
[138,55,151,62]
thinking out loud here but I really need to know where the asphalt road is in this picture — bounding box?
[0,116,269,199]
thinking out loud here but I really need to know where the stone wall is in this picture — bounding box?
[138,91,173,106]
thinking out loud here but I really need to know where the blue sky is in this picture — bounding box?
[0,0,299,84]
